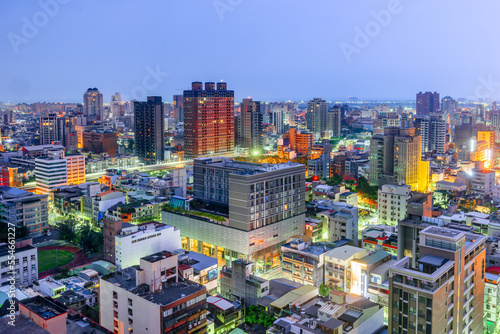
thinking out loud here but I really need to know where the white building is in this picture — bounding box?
[35,156,67,195]
[471,162,495,196]
[326,202,359,244]
[115,222,181,269]
[324,245,368,292]
[484,269,500,333]
[0,239,38,287]
[377,184,411,226]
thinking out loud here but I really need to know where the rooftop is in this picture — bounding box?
[20,296,67,320]
[141,250,175,263]
[354,250,390,266]
[325,245,366,261]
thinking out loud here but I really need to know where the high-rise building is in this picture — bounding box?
[164,157,306,273]
[389,226,486,334]
[133,96,165,165]
[286,128,314,156]
[269,105,285,134]
[39,113,65,145]
[35,155,67,195]
[183,82,235,158]
[306,98,328,132]
[327,105,342,136]
[369,127,422,190]
[65,153,85,186]
[416,91,440,115]
[109,92,124,119]
[377,184,411,226]
[416,114,447,153]
[441,95,458,114]
[83,88,103,118]
[239,98,263,152]
[172,94,184,122]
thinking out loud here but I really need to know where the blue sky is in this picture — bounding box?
[1,0,500,103]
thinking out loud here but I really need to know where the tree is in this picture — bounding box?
[58,219,78,243]
[127,138,135,151]
[326,173,343,186]
[78,222,103,255]
[319,283,332,297]
[458,199,475,213]
[16,225,30,239]
[59,266,70,277]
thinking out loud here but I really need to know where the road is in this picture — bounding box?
[20,159,194,190]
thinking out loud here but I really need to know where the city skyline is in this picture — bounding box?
[1,0,500,103]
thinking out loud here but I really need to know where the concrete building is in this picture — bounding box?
[0,238,38,287]
[324,245,368,292]
[280,238,335,287]
[82,129,118,156]
[327,202,359,244]
[389,226,486,334]
[65,153,85,186]
[377,184,411,226]
[369,127,423,191]
[220,259,269,306]
[306,98,328,133]
[484,267,500,333]
[327,105,342,137]
[0,186,48,236]
[35,156,67,195]
[99,250,208,334]
[176,249,218,294]
[83,87,103,117]
[239,98,263,151]
[470,161,495,196]
[166,157,305,273]
[19,296,68,334]
[416,91,439,115]
[39,113,65,145]
[351,250,392,297]
[133,96,165,165]
[114,221,181,269]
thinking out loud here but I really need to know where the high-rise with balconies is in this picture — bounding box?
[389,226,486,334]
[133,96,165,165]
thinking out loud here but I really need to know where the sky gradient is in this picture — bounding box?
[1,0,500,103]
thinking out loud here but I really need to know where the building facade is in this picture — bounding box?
[134,96,165,165]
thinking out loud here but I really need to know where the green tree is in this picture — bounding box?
[59,265,70,277]
[16,225,30,239]
[78,222,103,255]
[319,283,332,297]
[458,199,475,213]
[58,219,78,243]
[326,173,343,186]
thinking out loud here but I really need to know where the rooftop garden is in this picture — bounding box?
[162,203,226,223]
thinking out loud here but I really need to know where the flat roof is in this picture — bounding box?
[325,245,366,261]
[355,250,390,265]
[207,296,234,311]
[270,285,317,309]
[418,255,449,267]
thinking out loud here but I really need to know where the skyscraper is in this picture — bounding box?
[183,82,235,159]
[109,92,124,119]
[416,92,440,115]
[269,105,285,134]
[441,95,458,114]
[173,94,184,122]
[415,115,447,154]
[327,105,342,136]
[389,226,486,333]
[239,98,263,152]
[369,127,422,189]
[83,88,103,118]
[134,96,165,165]
[39,113,65,145]
[306,98,328,132]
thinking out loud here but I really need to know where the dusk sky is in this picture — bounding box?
[2,0,500,103]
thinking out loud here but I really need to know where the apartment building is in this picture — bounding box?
[389,226,486,333]
[220,259,269,306]
[377,184,411,226]
[0,186,49,236]
[0,238,38,287]
[280,238,335,287]
[484,267,500,333]
[324,245,368,292]
[99,250,207,334]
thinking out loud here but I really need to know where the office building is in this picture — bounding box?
[184,82,235,158]
[114,221,181,269]
[389,226,486,334]
[416,91,439,115]
[82,129,118,156]
[164,157,306,273]
[327,105,342,136]
[35,155,67,195]
[369,127,423,190]
[378,184,411,226]
[269,104,285,134]
[83,87,103,118]
[110,92,124,119]
[239,98,263,151]
[416,115,447,154]
[306,98,328,132]
[99,251,208,334]
[173,94,184,122]
[134,96,165,165]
